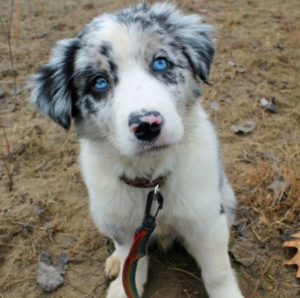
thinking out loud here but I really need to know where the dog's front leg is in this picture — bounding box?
[181,214,244,298]
[106,242,148,298]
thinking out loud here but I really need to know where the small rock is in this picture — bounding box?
[230,239,256,267]
[231,120,257,135]
[260,97,278,113]
[37,262,64,292]
[36,252,68,292]
[260,98,268,106]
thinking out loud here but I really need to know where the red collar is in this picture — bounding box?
[120,175,166,188]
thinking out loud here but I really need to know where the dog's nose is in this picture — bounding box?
[128,111,163,142]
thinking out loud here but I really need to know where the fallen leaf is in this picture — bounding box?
[283,232,300,278]
[231,120,257,135]
[37,251,68,292]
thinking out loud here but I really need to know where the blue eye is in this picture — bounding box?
[152,57,168,72]
[93,77,110,92]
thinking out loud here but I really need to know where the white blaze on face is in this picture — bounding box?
[112,63,183,155]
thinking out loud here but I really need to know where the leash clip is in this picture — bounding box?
[142,184,164,230]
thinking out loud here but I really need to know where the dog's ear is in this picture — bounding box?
[151,3,215,83]
[169,6,215,83]
[178,17,215,83]
[30,38,80,130]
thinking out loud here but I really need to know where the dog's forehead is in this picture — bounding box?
[82,18,132,58]
[82,3,177,38]
[76,4,179,68]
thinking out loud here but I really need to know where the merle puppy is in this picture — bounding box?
[31,3,244,298]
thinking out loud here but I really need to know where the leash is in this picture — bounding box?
[122,185,164,298]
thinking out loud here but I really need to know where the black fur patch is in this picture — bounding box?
[63,39,81,118]
[35,66,55,108]
[108,60,118,83]
[84,97,98,114]
[99,42,119,84]
[157,70,176,85]
[183,35,214,83]
[178,72,185,84]
[32,39,81,130]
[99,42,112,57]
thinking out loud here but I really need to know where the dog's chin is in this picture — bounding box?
[137,144,171,156]
[116,135,181,157]
[117,144,172,158]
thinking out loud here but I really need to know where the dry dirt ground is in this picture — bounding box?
[0,0,300,297]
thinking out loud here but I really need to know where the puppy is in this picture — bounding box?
[31,3,244,298]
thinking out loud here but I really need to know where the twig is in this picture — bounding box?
[168,267,203,283]
[0,126,14,191]
[0,242,15,247]
[0,0,17,100]
[2,277,35,290]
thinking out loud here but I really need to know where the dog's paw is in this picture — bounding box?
[106,279,127,298]
[105,254,120,280]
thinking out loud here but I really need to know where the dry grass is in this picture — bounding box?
[0,0,299,297]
